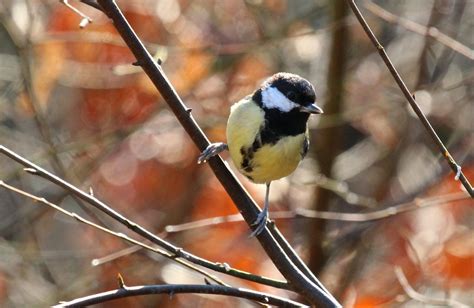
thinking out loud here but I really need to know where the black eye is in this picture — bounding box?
[286,91,296,101]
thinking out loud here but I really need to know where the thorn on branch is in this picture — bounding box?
[79,18,91,28]
[267,220,276,229]
[454,164,462,181]
[24,167,38,174]
[185,107,192,113]
[172,247,183,259]
[117,273,126,289]
[217,262,231,272]
[443,151,463,181]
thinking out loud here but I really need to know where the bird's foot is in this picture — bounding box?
[249,209,268,237]
[197,142,228,164]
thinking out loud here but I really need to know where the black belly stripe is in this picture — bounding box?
[240,145,250,171]
[240,146,255,172]
[241,157,253,172]
[240,134,262,173]
[301,136,309,158]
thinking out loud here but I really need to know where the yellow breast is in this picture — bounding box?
[226,97,307,184]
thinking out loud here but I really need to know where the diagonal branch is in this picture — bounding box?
[53,284,309,307]
[364,1,473,60]
[0,145,288,289]
[87,0,340,306]
[0,2,114,241]
[347,0,473,198]
[60,0,92,28]
[0,180,229,287]
[395,267,469,308]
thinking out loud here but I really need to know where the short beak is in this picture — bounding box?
[300,103,323,114]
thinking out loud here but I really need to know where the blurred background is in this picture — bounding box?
[0,0,472,306]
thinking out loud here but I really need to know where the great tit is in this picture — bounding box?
[198,72,323,236]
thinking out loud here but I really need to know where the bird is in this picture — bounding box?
[197,72,323,236]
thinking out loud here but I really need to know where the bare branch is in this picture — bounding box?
[298,175,377,208]
[91,245,141,266]
[164,192,467,232]
[1,0,113,237]
[395,267,469,308]
[91,192,467,269]
[60,0,92,28]
[347,0,473,197]
[0,145,289,290]
[0,179,229,287]
[291,192,467,221]
[53,284,308,307]
[364,1,473,60]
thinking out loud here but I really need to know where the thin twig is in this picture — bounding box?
[164,192,467,232]
[292,192,467,221]
[53,284,308,307]
[394,267,469,308]
[364,1,473,60]
[60,0,92,28]
[347,0,473,197]
[298,175,377,208]
[0,180,230,287]
[0,145,289,290]
[91,0,339,306]
[91,245,142,266]
[1,0,114,241]
[38,15,352,57]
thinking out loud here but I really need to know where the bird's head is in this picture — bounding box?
[256,72,323,115]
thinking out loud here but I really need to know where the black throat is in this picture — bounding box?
[252,89,309,145]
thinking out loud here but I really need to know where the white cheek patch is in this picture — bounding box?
[261,86,299,112]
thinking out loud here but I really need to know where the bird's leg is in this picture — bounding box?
[197,142,228,164]
[250,182,271,237]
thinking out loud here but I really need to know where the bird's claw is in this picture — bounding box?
[197,143,228,164]
[249,210,268,237]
